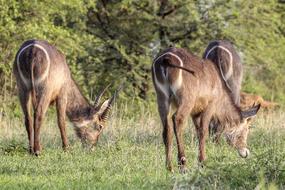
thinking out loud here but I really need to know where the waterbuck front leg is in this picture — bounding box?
[172,103,193,173]
[192,113,201,137]
[33,92,51,156]
[212,120,223,144]
[56,96,68,151]
[157,95,173,172]
[197,105,214,164]
[19,90,34,154]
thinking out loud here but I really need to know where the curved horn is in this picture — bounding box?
[94,83,111,108]
[100,83,124,121]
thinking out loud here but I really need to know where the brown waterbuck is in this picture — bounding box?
[203,40,243,141]
[240,92,279,110]
[13,39,119,156]
[203,40,243,105]
[152,47,260,172]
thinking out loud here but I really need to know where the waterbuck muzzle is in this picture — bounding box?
[230,104,261,158]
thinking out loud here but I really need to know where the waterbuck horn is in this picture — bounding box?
[100,83,124,121]
[94,83,111,109]
[241,104,261,119]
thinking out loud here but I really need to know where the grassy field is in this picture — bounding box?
[0,104,284,190]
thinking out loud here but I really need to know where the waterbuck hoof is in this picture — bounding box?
[178,156,187,173]
[63,145,69,152]
[198,161,205,168]
[34,151,41,156]
[238,148,250,158]
[28,147,34,154]
[179,166,188,174]
[166,165,174,173]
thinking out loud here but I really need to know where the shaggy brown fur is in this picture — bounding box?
[203,40,243,140]
[13,39,117,155]
[152,47,260,172]
[203,40,243,105]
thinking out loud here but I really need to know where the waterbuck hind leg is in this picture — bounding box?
[162,116,174,172]
[56,96,68,151]
[19,90,34,154]
[209,119,222,144]
[172,104,192,173]
[33,92,51,156]
[212,121,223,144]
[157,94,173,172]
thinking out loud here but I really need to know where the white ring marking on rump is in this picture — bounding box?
[205,45,233,80]
[152,58,169,98]
[17,43,50,87]
[153,52,183,96]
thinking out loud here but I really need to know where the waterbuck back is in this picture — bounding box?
[13,39,118,155]
[203,40,243,105]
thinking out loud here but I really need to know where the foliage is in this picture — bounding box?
[0,0,285,113]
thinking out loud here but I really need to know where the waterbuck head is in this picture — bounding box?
[73,84,121,147]
[225,104,261,158]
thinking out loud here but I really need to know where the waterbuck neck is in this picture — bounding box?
[65,79,92,122]
[216,91,242,128]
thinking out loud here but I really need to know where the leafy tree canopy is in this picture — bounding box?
[1,0,285,112]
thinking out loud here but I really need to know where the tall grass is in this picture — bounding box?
[0,103,284,189]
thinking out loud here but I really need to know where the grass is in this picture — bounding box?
[0,104,284,190]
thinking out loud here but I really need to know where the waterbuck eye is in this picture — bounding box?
[98,125,103,130]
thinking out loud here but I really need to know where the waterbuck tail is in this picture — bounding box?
[31,58,37,109]
[162,59,195,75]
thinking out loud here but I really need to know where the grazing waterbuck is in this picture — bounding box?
[13,39,118,155]
[203,40,243,140]
[152,47,260,172]
[203,40,243,105]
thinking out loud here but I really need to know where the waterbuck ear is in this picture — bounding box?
[97,99,110,117]
[241,104,261,119]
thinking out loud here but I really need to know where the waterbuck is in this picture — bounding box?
[203,40,243,105]
[13,39,118,155]
[240,92,278,110]
[152,47,260,172]
[203,40,243,140]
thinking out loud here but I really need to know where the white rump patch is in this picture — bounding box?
[152,52,183,97]
[17,43,50,87]
[205,45,233,80]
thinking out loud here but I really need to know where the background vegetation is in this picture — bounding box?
[0,1,285,189]
[1,0,285,114]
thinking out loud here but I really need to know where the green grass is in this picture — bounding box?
[0,105,284,189]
